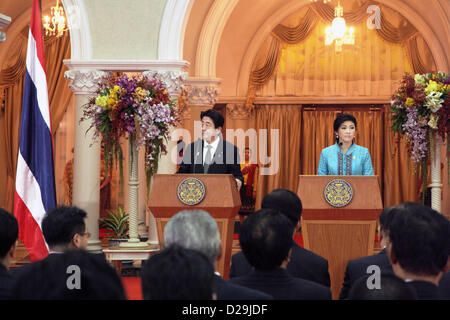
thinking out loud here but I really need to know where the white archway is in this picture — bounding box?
[61,0,92,59]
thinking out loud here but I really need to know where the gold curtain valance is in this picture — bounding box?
[246,1,435,109]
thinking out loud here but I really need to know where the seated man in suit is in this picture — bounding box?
[163,209,272,300]
[339,206,395,299]
[10,249,126,300]
[177,109,243,190]
[0,208,18,300]
[387,202,450,299]
[229,208,331,300]
[230,188,330,287]
[142,245,215,300]
[41,206,90,253]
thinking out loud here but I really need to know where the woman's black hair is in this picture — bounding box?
[334,113,357,144]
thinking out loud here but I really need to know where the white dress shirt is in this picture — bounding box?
[203,137,220,165]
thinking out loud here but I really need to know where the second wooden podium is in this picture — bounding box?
[148,174,241,279]
[298,175,383,299]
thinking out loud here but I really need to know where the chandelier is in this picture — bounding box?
[43,0,68,37]
[310,0,332,3]
[325,1,355,52]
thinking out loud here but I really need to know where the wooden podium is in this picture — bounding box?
[297,175,382,300]
[148,174,241,279]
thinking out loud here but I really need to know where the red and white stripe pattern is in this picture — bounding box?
[14,0,56,262]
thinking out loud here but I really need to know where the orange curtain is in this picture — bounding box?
[254,105,302,209]
[0,32,72,212]
[383,112,419,206]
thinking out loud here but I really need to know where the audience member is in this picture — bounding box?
[0,208,19,300]
[10,249,126,299]
[339,206,395,299]
[347,272,417,300]
[229,208,331,299]
[387,202,449,299]
[163,209,272,300]
[230,188,330,287]
[141,245,215,300]
[438,225,450,299]
[42,205,90,253]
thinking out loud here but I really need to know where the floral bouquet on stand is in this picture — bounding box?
[81,74,180,188]
[389,72,449,202]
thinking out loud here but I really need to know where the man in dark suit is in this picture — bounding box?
[339,206,395,299]
[387,202,450,299]
[230,189,330,287]
[177,109,243,189]
[230,208,331,300]
[0,208,18,300]
[163,209,272,300]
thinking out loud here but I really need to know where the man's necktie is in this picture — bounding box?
[204,145,213,173]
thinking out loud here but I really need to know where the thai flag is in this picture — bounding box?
[14,0,56,262]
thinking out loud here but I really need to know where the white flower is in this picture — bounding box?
[424,91,443,113]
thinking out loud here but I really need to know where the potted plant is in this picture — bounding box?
[99,206,129,247]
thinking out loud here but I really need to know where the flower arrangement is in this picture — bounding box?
[390,72,449,200]
[81,74,179,186]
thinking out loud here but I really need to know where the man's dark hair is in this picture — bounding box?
[141,245,215,300]
[333,113,357,132]
[0,208,18,259]
[41,206,87,247]
[200,109,224,129]
[239,208,293,270]
[11,250,126,300]
[389,203,449,276]
[378,206,396,237]
[261,188,302,229]
[348,273,418,300]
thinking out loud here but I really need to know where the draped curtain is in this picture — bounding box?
[246,1,436,107]
[253,106,419,207]
[0,30,72,212]
[254,105,302,209]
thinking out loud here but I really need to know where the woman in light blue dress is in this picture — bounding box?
[317,113,374,176]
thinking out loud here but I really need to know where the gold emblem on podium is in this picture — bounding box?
[177,178,206,205]
[324,179,353,208]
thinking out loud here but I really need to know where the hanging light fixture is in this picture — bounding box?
[43,0,68,37]
[325,1,355,52]
[310,0,332,3]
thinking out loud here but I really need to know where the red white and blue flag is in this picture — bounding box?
[14,0,56,262]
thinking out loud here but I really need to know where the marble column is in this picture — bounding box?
[64,69,111,253]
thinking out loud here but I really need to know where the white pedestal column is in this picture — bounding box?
[430,131,442,213]
[65,69,111,253]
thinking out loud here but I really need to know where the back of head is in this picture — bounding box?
[239,208,293,270]
[0,208,18,259]
[164,210,221,265]
[261,188,302,228]
[11,250,125,300]
[378,206,396,238]
[348,273,418,300]
[200,109,224,128]
[42,206,87,248]
[141,245,215,300]
[389,203,449,276]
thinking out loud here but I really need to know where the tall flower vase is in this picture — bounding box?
[430,131,442,213]
[120,134,148,247]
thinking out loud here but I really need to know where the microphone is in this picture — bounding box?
[339,142,343,146]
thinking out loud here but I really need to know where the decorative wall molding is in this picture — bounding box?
[64,59,190,72]
[226,103,251,120]
[64,69,111,95]
[183,77,221,106]
[142,70,188,98]
[0,13,11,42]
